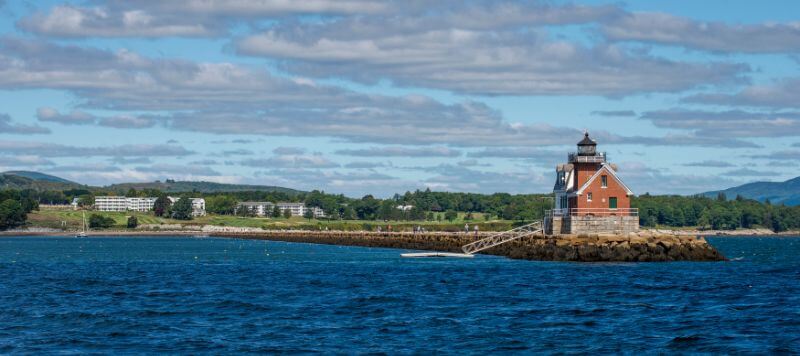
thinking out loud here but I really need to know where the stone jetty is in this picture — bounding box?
[210,229,726,262]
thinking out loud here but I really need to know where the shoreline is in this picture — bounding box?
[0,227,733,262]
[2,226,798,238]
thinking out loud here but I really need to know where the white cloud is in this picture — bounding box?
[603,12,800,53]
[722,168,773,177]
[684,78,800,109]
[238,26,746,97]
[18,1,388,38]
[0,155,55,167]
[682,160,736,168]
[241,154,339,169]
[617,161,739,195]
[0,113,50,135]
[36,107,95,125]
[336,146,461,157]
[640,109,800,138]
[0,141,193,157]
[19,5,214,38]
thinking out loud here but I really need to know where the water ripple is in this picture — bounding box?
[0,236,798,353]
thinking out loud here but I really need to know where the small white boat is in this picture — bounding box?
[76,211,88,238]
[401,252,474,258]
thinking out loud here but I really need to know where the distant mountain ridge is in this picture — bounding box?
[1,171,84,191]
[1,171,301,194]
[703,176,800,206]
[3,171,77,184]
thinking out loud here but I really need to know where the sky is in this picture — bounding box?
[1,0,800,197]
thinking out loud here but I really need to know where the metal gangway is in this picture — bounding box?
[461,220,543,255]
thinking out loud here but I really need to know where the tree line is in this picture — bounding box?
[5,187,800,232]
[0,190,39,230]
[633,193,800,232]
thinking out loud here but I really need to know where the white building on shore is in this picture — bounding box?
[237,201,274,216]
[396,204,414,211]
[233,202,324,218]
[95,196,157,212]
[280,202,324,218]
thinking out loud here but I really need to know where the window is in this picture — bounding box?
[587,193,592,202]
[601,175,608,188]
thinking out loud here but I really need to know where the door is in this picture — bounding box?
[609,197,618,209]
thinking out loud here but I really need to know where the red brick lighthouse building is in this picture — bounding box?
[545,133,639,235]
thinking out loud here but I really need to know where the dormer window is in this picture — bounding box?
[601,175,608,188]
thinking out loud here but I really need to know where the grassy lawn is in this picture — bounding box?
[28,207,517,231]
[28,209,168,230]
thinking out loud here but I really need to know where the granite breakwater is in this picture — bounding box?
[211,230,726,262]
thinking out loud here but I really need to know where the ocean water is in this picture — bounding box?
[0,236,798,354]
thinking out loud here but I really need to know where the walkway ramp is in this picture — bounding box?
[461,221,543,255]
[401,252,474,258]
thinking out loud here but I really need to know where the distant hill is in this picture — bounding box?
[703,176,800,206]
[0,171,83,191]
[3,170,77,184]
[103,181,302,194]
[0,171,301,195]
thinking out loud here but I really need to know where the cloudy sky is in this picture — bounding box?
[1,0,799,197]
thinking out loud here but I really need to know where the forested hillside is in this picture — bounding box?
[703,176,800,206]
[633,193,800,232]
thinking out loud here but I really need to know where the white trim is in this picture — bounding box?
[575,164,634,196]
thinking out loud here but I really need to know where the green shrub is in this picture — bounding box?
[89,214,115,229]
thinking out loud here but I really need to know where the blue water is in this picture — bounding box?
[0,236,798,353]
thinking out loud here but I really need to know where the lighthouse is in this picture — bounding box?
[546,133,639,235]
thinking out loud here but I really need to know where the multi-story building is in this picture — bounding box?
[95,196,130,212]
[277,202,305,217]
[94,196,157,212]
[276,202,325,218]
[238,201,274,216]
[236,201,325,218]
[127,197,158,212]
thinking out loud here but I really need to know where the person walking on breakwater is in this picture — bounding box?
[474,224,479,236]
[464,223,469,234]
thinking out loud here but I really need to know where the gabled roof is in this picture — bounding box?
[574,164,633,196]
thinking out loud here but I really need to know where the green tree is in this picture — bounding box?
[153,196,171,217]
[77,194,94,208]
[283,208,292,219]
[342,206,356,220]
[444,210,457,221]
[409,206,426,221]
[206,195,238,215]
[0,199,26,230]
[303,207,314,220]
[127,215,138,229]
[170,197,194,220]
[89,214,115,228]
[272,205,282,218]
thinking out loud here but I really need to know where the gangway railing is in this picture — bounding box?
[461,221,542,255]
